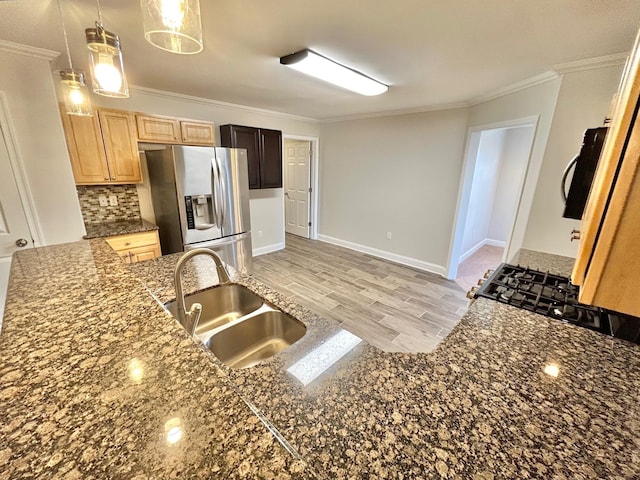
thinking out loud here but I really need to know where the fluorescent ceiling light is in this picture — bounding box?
[280,49,388,96]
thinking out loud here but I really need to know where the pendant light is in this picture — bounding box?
[56,0,92,116]
[140,0,203,54]
[85,0,129,97]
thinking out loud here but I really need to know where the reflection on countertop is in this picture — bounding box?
[2,241,640,479]
[83,218,159,239]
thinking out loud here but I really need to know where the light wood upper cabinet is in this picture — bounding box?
[60,107,142,185]
[180,121,215,145]
[98,109,142,183]
[572,30,640,317]
[60,108,111,183]
[135,114,180,143]
[134,112,215,146]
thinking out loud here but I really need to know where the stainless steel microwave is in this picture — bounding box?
[561,127,609,220]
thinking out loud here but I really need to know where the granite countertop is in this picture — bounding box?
[2,242,640,479]
[83,218,159,239]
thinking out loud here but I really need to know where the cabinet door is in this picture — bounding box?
[259,128,283,188]
[98,109,142,183]
[135,114,180,143]
[59,107,111,184]
[181,121,215,146]
[221,125,261,189]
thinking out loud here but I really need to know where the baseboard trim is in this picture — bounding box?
[460,238,506,263]
[485,238,506,248]
[317,234,447,277]
[253,242,285,257]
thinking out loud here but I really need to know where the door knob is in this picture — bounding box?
[15,238,28,247]
[284,192,290,197]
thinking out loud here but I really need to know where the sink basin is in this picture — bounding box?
[165,284,264,335]
[204,310,307,369]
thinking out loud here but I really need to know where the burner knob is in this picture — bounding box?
[483,269,494,278]
[477,278,485,286]
[466,286,479,299]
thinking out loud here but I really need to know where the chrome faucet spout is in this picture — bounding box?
[174,248,232,336]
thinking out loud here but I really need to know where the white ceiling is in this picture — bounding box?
[0,0,638,120]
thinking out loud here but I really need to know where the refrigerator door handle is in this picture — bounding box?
[195,223,217,230]
[211,156,222,226]
[213,156,226,227]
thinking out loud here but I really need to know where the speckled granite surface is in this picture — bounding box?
[83,218,158,239]
[3,243,640,479]
[0,241,311,479]
[131,249,640,479]
[510,248,576,277]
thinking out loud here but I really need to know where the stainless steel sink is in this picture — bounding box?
[165,284,264,335]
[203,310,307,369]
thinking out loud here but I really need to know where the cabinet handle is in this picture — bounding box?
[570,229,581,242]
[124,242,131,246]
[104,177,110,181]
[111,176,117,181]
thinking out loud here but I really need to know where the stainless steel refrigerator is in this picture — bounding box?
[145,146,253,273]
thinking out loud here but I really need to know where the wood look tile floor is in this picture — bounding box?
[455,245,505,292]
[252,234,470,353]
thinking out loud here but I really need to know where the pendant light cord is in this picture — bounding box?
[56,0,74,69]
[96,0,104,26]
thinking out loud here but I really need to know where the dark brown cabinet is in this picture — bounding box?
[220,124,282,189]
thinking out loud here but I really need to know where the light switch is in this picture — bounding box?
[98,195,108,207]
[109,195,118,206]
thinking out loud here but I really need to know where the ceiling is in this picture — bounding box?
[0,0,639,120]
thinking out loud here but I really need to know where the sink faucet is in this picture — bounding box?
[174,248,231,337]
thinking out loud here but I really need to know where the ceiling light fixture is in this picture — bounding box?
[85,0,129,97]
[280,49,388,96]
[140,0,203,54]
[56,0,92,116]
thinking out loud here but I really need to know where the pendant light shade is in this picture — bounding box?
[59,70,93,116]
[86,24,129,97]
[140,0,203,54]
[56,0,92,116]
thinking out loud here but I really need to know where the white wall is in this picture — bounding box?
[319,108,469,273]
[0,49,85,245]
[488,126,536,242]
[91,87,320,254]
[460,129,505,256]
[468,78,562,261]
[522,65,624,257]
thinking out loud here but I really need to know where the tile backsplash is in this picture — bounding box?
[77,185,141,224]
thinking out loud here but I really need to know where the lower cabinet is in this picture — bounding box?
[105,230,161,264]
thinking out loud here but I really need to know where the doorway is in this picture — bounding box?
[283,135,319,240]
[0,93,39,323]
[448,119,537,289]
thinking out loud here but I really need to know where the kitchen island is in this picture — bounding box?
[1,240,639,479]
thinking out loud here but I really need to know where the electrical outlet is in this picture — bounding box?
[386,232,392,240]
[98,195,108,207]
[109,195,118,206]
[258,230,263,238]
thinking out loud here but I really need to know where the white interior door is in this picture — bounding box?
[284,140,311,238]
[0,124,33,258]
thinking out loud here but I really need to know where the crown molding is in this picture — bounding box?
[552,52,629,74]
[0,39,59,61]
[128,85,319,123]
[468,71,560,106]
[320,101,469,123]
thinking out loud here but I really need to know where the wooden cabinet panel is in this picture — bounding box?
[136,114,180,143]
[572,29,640,317]
[106,230,161,264]
[259,128,283,188]
[220,124,282,189]
[181,121,215,146]
[98,109,142,183]
[59,107,111,184]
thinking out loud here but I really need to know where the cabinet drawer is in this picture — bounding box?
[106,231,159,252]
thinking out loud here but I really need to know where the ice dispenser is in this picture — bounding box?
[185,194,215,230]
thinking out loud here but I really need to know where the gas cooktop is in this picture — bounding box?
[474,263,640,345]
